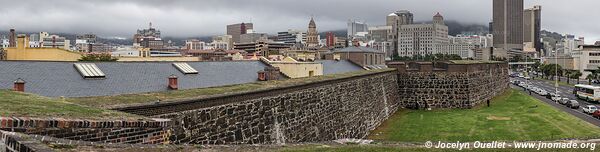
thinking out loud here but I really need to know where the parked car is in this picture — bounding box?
[559,98,570,105]
[583,105,598,114]
[594,110,600,119]
[551,96,562,102]
[567,100,580,109]
[538,90,548,96]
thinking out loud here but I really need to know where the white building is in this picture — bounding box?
[398,13,448,57]
[185,39,206,50]
[347,20,368,40]
[277,29,307,44]
[570,45,600,78]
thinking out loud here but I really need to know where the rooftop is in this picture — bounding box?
[0,61,270,97]
[333,46,383,53]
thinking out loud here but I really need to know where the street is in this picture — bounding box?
[512,77,600,127]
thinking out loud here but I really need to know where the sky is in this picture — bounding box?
[0,0,598,43]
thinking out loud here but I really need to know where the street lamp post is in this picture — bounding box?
[553,50,559,95]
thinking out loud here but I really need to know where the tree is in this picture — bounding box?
[570,70,582,84]
[78,53,118,62]
[564,70,572,84]
[587,73,597,85]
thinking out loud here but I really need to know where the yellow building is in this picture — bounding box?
[261,57,323,78]
[5,35,82,61]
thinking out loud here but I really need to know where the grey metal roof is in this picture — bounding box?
[0,61,268,97]
[333,46,383,53]
[317,60,365,75]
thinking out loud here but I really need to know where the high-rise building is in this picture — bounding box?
[347,20,368,40]
[493,0,524,51]
[306,17,319,47]
[367,25,393,58]
[227,23,254,43]
[386,10,414,56]
[524,5,542,53]
[398,13,449,57]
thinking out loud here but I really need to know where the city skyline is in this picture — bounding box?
[0,0,598,43]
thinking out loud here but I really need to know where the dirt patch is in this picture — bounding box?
[487,116,511,120]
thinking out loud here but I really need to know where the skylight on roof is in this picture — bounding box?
[173,63,198,74]
[73,63,106,79]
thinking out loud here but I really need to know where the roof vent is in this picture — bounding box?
[173,63,198,74]
[73,63,106,79]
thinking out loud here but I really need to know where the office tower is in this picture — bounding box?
[227,23,254,43]
[493,0,524,50]
[524,5,542,52]
[386,10,414,56]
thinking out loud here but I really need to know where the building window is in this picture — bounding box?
[590,60,600,64]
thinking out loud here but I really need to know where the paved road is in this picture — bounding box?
[512,77,600,127]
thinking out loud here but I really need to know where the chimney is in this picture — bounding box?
[8,29,16,47]
[13,78,25,92]
[168,75,178,90]
[257,71,267,81]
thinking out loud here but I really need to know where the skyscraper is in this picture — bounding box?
[524,5,542,53]
[493,0,524,51]
[227,23,254,44]
[306,17,318,47]
[386,10,414,56]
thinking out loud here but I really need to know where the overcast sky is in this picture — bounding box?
[0,0,598,43]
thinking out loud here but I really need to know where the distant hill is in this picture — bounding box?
[416,20,489,36]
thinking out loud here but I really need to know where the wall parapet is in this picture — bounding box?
[114,69,397,117]
[387,61,509,109]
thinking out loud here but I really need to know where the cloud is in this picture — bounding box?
[0,0,598,43]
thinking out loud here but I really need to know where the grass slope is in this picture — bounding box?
[368,89,600,142]
[0,90,141,120]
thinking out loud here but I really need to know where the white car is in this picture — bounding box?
[583,105,598,114]
[559,98,570,105]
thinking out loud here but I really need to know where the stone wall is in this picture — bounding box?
[0,117,171,145]
[152,70,400,145]
[387,62,509,109]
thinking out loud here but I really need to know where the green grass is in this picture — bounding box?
[66,69,394,109]
[368,89,600,142]
[0,90,142,120]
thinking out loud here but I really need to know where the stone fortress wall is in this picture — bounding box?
[387,61,510,109]
[1,61,510,149]
[155,70,400,144]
